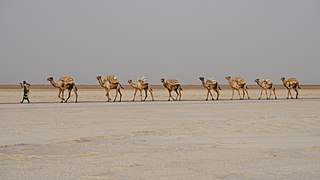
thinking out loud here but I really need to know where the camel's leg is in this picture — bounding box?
[295,88,299,99]
[149,89,154,101]
[143,89,148,101]
[206,90,209,101]
[242,89,245,100]
[65,89,72,103]
[258,89,263,100]
[179,89,182,101]
[273,88,277,99]
[237,89,242,100]
[118,89,122,102]
[106,90,111,102]
[175,90,179,101]
[209,90,214,100]
[269,89,273,99]
[214,89,219,100]
[73,87,78,103]
[60,90,65,103]
[113,89,118,102]
[168,90,173,101]
[288,89,293,99]
[57,90,63,103]
[140,90,143,101]
[244,87,250,100]
[265,89,269,99]
[132,89,138,101]
[231,89,235,100]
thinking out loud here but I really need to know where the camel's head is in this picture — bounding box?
[281,77,285,82]
[96,76,102,80]
[199,77,205,81]
[128,80,133,84]
[225,76,231,80]
[254,79,260,83]
[160,78,165,83]
[47,77,53,81]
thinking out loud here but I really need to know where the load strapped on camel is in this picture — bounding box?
[289,78,300,87]
[59,76,75,88]
[137,76,148,85]
[166,79,180,85]
[207,77,217,85]
[262,78,273,85]
[104,75,119,84]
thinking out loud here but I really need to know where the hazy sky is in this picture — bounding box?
[1,0,319,84]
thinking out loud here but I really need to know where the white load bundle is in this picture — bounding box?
[262,78,272,85]
[104,75,119,84]
[207,77,217,84]
[138,76,148,85]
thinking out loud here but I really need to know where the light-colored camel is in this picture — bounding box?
[128,77,154,101]
[225,76,250,100]
[161,78,183,101]
[281,77,300,99]
[254,78,277,100]
[47,76,78,103]
[96,75,124,102]
[199,77,221,101]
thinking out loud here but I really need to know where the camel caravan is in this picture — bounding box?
[42,75,301,103]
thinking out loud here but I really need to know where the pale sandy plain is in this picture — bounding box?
[1,86,320,179]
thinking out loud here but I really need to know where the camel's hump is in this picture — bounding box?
[104,75,119,84]
[233,77,246,84]
[137,76,148,84]
[262,78,272,84]
[206,78,217,84]
[287,78,299,83]
[59,76,74,84]
[166,79,180,85]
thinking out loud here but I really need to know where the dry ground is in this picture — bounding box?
[1,87,320,179]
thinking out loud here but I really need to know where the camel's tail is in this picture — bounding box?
[246,85,249,89]
[119,83,124,89]
[218,84,222,90]
[180,86,183,91]
[74,84,78,91]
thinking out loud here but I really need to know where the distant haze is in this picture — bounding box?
[1,0,319,84]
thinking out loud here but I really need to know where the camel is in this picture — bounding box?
[128,76,154,101]
[254,78,277,100]
[199,77,222,101]
[47,76,78,103]
[281,77,300,99]
[161,78,183,101]
[225,76,250,100]
[96,75,124,102]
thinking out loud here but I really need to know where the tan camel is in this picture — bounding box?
[161,78,183,101]
[199,77,221,101]
[281,77,300,99]
[128,76,154,101]
[47,76,78,103]
[254,78,277,100]
[225,76,250,100]
[96,75,124,102]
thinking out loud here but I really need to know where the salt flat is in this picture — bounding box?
[1,88,320,179]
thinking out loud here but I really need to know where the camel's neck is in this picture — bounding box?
[129,82,138,89]
[256,81,263,88]
[227,79,234,86]
[200,80,206,87]
[97,78,105,87]
[49,80,58,88]
[162,82,169,89]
